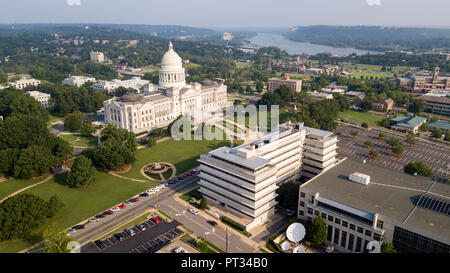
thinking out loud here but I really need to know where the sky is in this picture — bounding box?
[1,0,449,29]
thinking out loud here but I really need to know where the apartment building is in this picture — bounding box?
[268,76,302,97]
[62,75,96,87]
[298,158,450,253]
[90,51,105,63]
[301,127,338,179]
[26,91,51,108]
[198,122,307,230]
[8,78,41,89]
[414,95,450,116]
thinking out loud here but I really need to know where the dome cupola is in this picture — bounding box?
[159,41,186,88]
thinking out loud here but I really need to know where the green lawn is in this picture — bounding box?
[338,110,384,126]
[0,177,48,201]
[343,63,383,72]
[117,134,232,181]
[0,171,158,253]
[347,71,392,80]
[58,134,98,147]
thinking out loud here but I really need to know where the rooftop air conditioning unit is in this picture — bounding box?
[349,173,370,186]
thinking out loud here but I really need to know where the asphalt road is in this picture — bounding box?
[70,175,200,246]
[336,125,450,182]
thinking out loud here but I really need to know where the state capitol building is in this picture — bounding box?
[103,42,228,134]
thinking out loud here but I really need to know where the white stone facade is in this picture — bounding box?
[26,91,51,108]
[62,76,96,87]
[8,78,41,89]
[103,42,227,134]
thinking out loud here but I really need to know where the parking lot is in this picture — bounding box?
[81,217,183,253]
[335,125,450,182]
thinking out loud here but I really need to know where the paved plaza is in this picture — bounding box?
[335,125,449,183]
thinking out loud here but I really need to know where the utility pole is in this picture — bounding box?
[225,227,229,253]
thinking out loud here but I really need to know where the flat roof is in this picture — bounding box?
[301,158,450,243]
[208,146,271,171]
[428,121,450,130]
[305,126,333,138]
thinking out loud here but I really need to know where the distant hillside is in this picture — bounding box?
[283,25,450,52]
[105,24,217,38]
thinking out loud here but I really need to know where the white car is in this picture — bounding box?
[163,182,169,186]
[188,209,198,215]
[110,207,120,212]
[153,187,160,192]
[147,190,155,195]
[124,201,133,206]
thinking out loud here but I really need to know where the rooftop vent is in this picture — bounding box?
[349,173,370,186]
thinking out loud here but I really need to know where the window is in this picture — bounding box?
[350,224,356,230]
[299,210,304,216]
[327,225,333,242]
[335,218,341,225]
[307,217,312,222]
[365,230,372,237]
[341,231,347,248]
[300,192,305,198]
[357,227,364,234]
[321,212,327,219]
[314,210,319,216]
[300,201,305,207]
[348,234,355,251]
[355,237,362,252]
[373,233,381,241]
[334,228,340,245]
[377,220,384,229]
[307,208,313,215]
[328,215,334,221]
[342,221,348,228]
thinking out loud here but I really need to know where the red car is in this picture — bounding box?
[129,198,139,203]
[119,204,126,209]
[188,170,195,175]
[151,217,160,224]
[103,210,113,215]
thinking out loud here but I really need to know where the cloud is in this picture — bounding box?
[66,0,81,6]
[366,0,381,6]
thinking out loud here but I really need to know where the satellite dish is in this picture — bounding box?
[281,241,291,251]
[292,246,305,253]
[366,241,381,253]
[286,223,306,243]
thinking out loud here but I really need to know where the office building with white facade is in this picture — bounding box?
[298,158,450,253]
[8,78,41,89]
[62,75,96,87]
[198,122,307,230]
[302,127,338,179]
[103,42,227,134]
[90,51,105,63]
[92,77,149,94]
[26,91,51,108]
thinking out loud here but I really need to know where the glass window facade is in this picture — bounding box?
[392,226,450,253]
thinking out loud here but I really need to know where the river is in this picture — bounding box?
[248,33,382,56]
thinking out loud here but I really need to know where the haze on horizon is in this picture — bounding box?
[1,0,450,29]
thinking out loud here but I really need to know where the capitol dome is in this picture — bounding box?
[159,41,186,88]
[160,41,182,70]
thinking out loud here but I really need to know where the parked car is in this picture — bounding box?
[207,221,217,227]
[119,204,126,209]
[188,209,198,215]
[286,209,295,216]
[164,182,169,186]
[173,247,187,253]
[96,214,105,219]
[139,192,149,197]
[114,233,124,241]
[110,207,120,212]
[125,228,136,236]
[129,198,139,203]
[147,190,156,195]
[90,217,99,222]
[72,224,85,230]
[324,246,335,253]
[103,210,113,215]
[168,179,176,185]
[151,217,160,224]
[135,223,146,231]
[94,240,106,249]
[188,170,195,175]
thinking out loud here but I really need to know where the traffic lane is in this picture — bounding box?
[71,177,199,244]
[160,199,255,253]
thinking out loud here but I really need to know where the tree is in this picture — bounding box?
[419,123,428,132]
[275,181,299,209]
[392,144,404,156]
[407,100,425,115]
[445,131,450,141]
[378,132,386,139]
[309,217,327,248]
[80,123,96,137]
[364,141,374,148]
[42,230,74,253]
[431,127,442,138]
[385,137,401,147]
[369,149,379,158]
[64,111,84,131]
[361,122,368,128]
[405,133,418,146]
[13,145,56,179]
[381,242,397,253]
[66,156,96,188]
[404,161,434,177]
[360,99,373,112]
[349,130,358,138]
[200,197,208,209]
